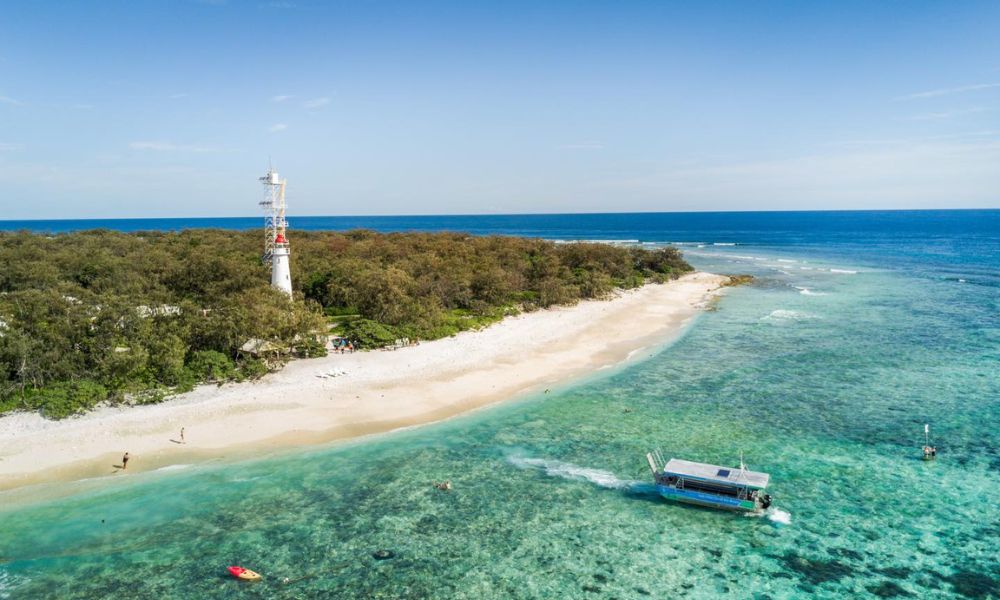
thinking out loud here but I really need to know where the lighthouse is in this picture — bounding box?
[259,166,293,296]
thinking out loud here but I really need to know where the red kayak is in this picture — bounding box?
[228,566,262,581]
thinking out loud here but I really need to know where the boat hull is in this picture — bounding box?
[656,484,758,512]
[227,566,261,581]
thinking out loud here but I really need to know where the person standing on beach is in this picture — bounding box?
[180,427,185,443]
[122,452,130,470]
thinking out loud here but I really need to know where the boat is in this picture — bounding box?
[227,566,262,581]
[922,423,937,461]
[645,450,772,512]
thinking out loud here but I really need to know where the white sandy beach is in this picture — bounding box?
[0,272,728,492]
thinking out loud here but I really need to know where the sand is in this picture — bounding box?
[0,272,728,493]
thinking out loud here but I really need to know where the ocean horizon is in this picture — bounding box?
[3,209,998,244]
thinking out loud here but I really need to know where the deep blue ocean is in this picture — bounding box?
[4,209,998,285]
[1,210,998,599]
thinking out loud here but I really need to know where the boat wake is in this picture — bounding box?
[507,456,788,516]
[755,507,792,524]
[507,456,640,490]
[768,507,792,524]
[741,506,792,525]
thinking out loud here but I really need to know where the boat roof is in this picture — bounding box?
[664,458,770,489]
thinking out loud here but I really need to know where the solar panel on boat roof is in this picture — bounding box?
[663,458,770,488]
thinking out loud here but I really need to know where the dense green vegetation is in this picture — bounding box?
[0,229,691,418]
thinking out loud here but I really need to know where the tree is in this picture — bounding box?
[0,228,691,417]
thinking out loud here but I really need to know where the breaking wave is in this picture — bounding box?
[795,286,827,296]
[761,309,819,322]
[552,239,639,245]
[155,464,192,472]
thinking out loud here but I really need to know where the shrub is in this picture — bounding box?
[338,319,405,349]
[294,337,329,358]
[187,350,236,382]
[323,305,360,317]
[238,358,270,380]
[24,380,109,419]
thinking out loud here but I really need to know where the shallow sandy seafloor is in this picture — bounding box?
[0,271,727,493]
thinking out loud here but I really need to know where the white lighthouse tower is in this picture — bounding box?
[259,166,293,297]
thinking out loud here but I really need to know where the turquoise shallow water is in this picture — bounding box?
[2,222,1000,598]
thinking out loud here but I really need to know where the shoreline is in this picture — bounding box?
[0,272,728,495]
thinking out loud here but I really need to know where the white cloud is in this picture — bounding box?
[303,97,330,109]
[901,107,990,121]
[896,83,1000,100]
[129,141,217,152]
[0,95,23,106]
[905,111,956,121]
[271,94,293,102]
[268,123,287,133]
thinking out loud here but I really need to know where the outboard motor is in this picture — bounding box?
[760,494,773,509]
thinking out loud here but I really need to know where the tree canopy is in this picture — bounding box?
[0,229,690,418]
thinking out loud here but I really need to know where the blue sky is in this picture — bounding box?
[1,1,998,219]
